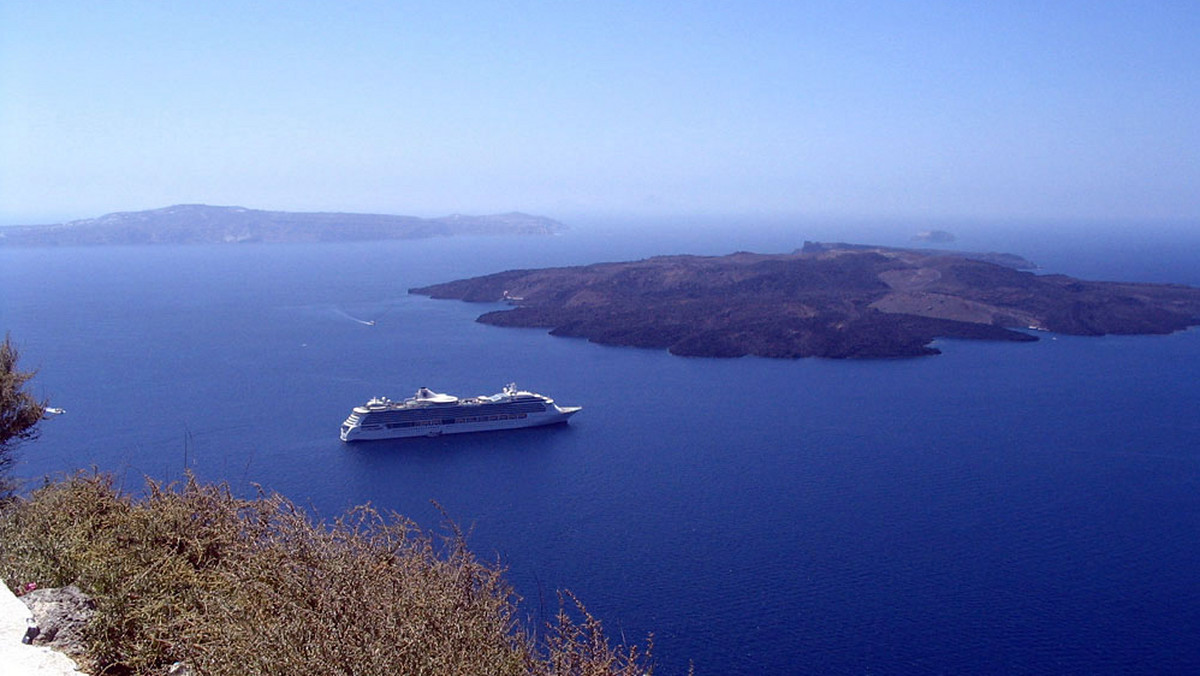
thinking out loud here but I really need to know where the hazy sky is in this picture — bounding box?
[2,1,1198,225]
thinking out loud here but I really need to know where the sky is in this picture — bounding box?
[2,0,1199,226]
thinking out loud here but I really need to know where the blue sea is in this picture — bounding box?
[3,217,1199,674]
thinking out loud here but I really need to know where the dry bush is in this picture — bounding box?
[0,472,653,676]
[537,590,652,676]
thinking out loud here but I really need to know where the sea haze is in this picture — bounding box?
[2,219,1199,674]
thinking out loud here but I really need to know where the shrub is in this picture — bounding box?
[0,333,48,497]
[0,472,652,676]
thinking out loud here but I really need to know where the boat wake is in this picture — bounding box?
[333,308,380,326]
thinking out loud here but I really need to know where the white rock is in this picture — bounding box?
[0,584,87,675]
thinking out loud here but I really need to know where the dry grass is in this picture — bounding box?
[0,472,652,676]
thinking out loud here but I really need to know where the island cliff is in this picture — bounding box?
[410,242,1200,359]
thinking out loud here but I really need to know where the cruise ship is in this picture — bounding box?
[340,383,581,441]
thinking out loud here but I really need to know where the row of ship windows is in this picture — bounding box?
[364,406,544,424]
[381,413,529,429]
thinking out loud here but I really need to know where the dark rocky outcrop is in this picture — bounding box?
[410,242,1200,359]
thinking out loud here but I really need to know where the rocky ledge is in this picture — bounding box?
[410,242,1200,359]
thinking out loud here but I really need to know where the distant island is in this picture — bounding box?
[0,204,566,246]
[912,229,956,243]
[410,242,1200,359]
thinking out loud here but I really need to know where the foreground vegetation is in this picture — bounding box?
[1,333,47,498]
[0,472,652,676]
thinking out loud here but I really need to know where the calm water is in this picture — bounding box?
[2,219,1199,674]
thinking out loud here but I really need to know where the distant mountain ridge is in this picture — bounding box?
[0,205,566,246]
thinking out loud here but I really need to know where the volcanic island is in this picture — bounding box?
[410,242,1200,359]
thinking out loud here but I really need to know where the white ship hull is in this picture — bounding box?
[342,407,578,441]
